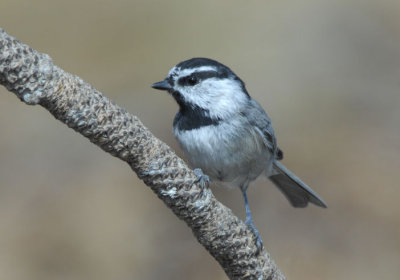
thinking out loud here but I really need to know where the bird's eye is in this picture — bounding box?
[187,76,198,86]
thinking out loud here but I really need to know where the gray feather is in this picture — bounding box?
[245,99,277,156]
[269,161,327,208]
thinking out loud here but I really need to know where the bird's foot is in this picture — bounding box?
[245,218,264,254]
[193,168,210,189]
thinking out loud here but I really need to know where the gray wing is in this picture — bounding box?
[246,99,327,208]
[245,99,283,160]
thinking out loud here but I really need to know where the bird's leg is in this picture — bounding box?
[241,188,263,252]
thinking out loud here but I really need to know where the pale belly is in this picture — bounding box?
[174,123,273,188]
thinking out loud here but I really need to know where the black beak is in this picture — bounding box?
[151,80,172,91]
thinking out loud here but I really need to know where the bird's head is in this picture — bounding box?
[151,58,250,119]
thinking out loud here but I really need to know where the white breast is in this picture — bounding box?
[174,120,273,188]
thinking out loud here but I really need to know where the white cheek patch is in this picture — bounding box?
[179,78,248,119]
[208,79,248,118]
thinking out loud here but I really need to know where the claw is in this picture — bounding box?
[245,219,264,253]
[193,168,210,189]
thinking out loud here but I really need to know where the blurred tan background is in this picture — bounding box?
[1,0,399,279]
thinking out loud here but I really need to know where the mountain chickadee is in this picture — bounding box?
[151,58,327,250]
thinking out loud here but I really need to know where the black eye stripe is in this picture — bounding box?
[177,70,230,86]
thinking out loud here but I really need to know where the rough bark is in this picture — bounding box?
[0,28,286,280]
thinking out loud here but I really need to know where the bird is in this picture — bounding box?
[151,57,327,251]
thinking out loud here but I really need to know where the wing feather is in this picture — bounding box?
[245,99,282,159]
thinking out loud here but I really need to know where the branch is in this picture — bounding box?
[0,28,286,280]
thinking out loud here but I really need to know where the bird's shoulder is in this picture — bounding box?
[242,98,283,160]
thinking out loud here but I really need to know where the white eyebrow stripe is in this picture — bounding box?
[168,66,179,77]
[177,66,217,78]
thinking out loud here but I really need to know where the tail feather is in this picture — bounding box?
[269,161,327,208]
